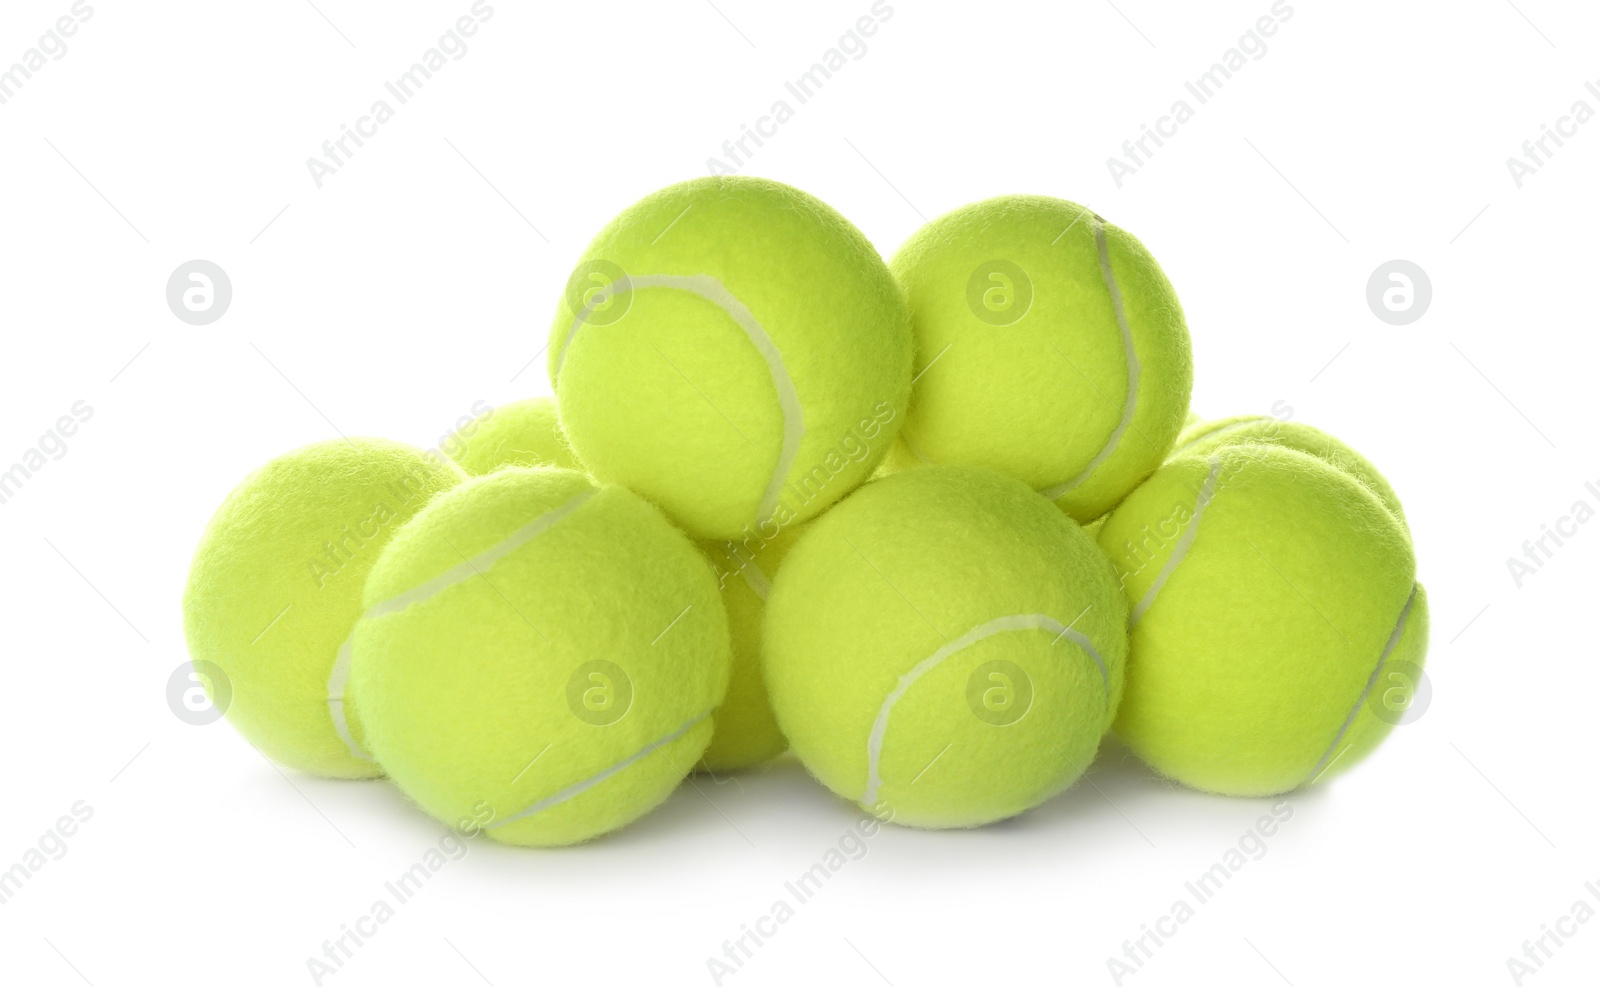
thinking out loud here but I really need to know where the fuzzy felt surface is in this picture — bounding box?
[351,467,731,847]
[181,438,462,778]
[764,466,1128,829]
[696,526,805,772]
[1170,414,1408,529]
[886,195,1192,522]
[1097,446,1428,796]
[447,397,580,475]
[547,176,913,540]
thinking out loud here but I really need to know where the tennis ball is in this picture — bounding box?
[764,466,1128,828]
[1098,445,1429,796]
[446,397,580,475]
[549,176,913,541]
[698,528,805,772]
[350,467,731,847]
[1171,413,1407,528]
[886,195,1192,522]
[182,439,462,778]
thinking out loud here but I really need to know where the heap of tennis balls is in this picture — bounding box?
[182,176,1429,846]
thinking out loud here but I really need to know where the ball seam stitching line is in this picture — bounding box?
[486,709,714,829]
[324,488,598,761]
[553,272,806,528]
[737,552,774,601]
[1041,217,1142,500]
[1129,456,1223,626]
[860,613,1110,808]
[1301,582,1420,787]
[897,427,935,466]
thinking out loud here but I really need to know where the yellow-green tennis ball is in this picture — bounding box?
[764,466,1128,828]
[350,467,731,846]
[549,176,913,541]
[887,195,1193,522]
[1098,446,1429,796]
[182,439,462,778]
[1171,414,1407,528]
[446,396,580,475]
[697,528,805,772]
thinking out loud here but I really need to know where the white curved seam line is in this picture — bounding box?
[861,613,1109,807]
[553,273,636,380]
[370,488,597,620]
[553,272,803,527]
[324,488,597,761]
[1041,218,1142,500]
[1130,456,1221,627]
[1169,415,1273,458]
[737,554,773,601]
[898,428,935,466]
[1054,626,1110,692]
[326,639,372,762]
[1302,583,1418,787]
[489,710,712,828]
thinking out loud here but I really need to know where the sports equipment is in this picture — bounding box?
[698,529,803,771]
[181,439,461,778]
[1097,445,1429,796]
[764,466,1128,828]
[349,467,731,846]
[886,195,1193,522]
[446,396,579,475]
[548,176,913,541]
[1170,414,1407,527]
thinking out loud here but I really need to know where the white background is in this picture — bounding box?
[1,1,1596,984]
